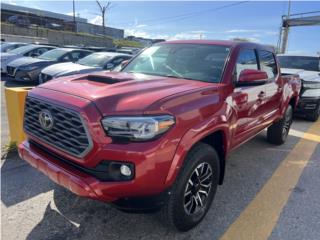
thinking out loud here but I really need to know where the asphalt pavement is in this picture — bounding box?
[1,77,319,240]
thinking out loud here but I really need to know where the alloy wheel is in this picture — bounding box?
[183,162,213,215]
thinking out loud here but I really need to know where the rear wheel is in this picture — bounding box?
[161,143,220,231]
[307,104,320,122]
[267,105,293,145]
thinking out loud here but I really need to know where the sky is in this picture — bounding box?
[2,0,320,54]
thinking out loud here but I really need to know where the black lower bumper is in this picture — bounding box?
[112,190,171,213]
[296,97,320,115]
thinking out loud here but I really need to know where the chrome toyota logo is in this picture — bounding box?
[38,110,54,131]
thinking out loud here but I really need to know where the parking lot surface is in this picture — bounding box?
[1,77,320,240]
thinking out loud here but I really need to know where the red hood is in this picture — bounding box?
[37,71,214,115]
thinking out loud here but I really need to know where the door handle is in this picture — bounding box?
[258,91,266,99]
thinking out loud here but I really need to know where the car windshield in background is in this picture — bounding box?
[278,56,320,72]
[77,52,112,67]
[122,43,231,83]
[38,49,67,61]
[0,43,17,52]
[8,45,36,54]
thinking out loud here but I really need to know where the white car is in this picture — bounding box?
[278,54,320,121]
[1,44,55,73]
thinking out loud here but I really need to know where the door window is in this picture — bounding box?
[235,49,258,80]
[258,50,278,78]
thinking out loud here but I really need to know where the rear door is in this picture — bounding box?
[257,50,281,121]
[231,48,268,147]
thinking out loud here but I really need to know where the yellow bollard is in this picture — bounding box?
[5,87,33,146]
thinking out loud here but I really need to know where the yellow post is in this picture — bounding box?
[4,87,32,146]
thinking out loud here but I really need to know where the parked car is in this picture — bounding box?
[19,40,300,231]
[278,54,320,121]
[7,15,30,27]
[1,44,56,74]
[6,48,92,83]
[0,42,29,53]
[39,52,132,83]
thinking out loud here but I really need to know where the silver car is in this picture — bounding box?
[39,52,132,83]
[1,44,55,73]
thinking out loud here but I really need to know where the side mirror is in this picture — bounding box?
[237,69,268,86]
[106,63,114,69]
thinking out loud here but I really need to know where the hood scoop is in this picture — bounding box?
[75,74,132,84]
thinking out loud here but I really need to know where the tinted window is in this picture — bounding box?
[235,49,258,80]
[278,56,320,72]
[70,51,82,61]
[258,50,277,78]
[123,44,231,83]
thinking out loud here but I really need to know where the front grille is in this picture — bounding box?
[39,73,53,83]
[7,66,16,76]
[24,97,92,157]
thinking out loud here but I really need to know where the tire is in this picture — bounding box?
[307,104,320,122]
[160,143,220,231]
[267,105,293,145]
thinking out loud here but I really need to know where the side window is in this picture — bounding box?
[70,51,82,61]
[235,49,258,80]
[258,50,278,78]
[61,53,72,62]
[80,51,91,58]
[112,57,125,66]
[37,48,48,55]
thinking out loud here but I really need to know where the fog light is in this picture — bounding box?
[120,164,132,176]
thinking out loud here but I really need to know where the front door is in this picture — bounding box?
[231,48,267,148]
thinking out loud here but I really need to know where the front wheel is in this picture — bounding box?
[160,143,220,231]
[267,105,293,145]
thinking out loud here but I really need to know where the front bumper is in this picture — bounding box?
[296,96,320,115]
[18,138,174,210]
[13,69,40,82]
[19,141,114,201]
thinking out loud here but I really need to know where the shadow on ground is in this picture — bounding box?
[1,151,55,207]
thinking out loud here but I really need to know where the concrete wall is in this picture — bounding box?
[1,34,48,44]
[1,23,113,47]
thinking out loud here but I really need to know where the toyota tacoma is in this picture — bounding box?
[19,40,301,231]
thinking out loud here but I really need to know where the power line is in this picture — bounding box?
[112,1,250,26]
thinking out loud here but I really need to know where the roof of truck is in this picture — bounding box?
[278,53,319,58]
[161,40,274,52]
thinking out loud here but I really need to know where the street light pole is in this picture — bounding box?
[73,0,76,32]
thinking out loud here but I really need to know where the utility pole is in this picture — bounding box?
[73,0,76,32]
[280,0,291,53]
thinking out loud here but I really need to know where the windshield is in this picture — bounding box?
[38,49,67,61]
[278,56,320,72]
[77,52,112,67]
[122,43,231,83]
[0,43,17,52]
[8,45,36,54]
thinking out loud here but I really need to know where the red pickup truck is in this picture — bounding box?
[19,40,300,231]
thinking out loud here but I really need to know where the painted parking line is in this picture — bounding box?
[220,121,320,240]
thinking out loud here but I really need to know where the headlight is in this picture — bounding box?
[102,115,175,141]
[303,81,320,89]
[302,89,320,97]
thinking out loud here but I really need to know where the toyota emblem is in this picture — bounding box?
[38,110,54,131]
